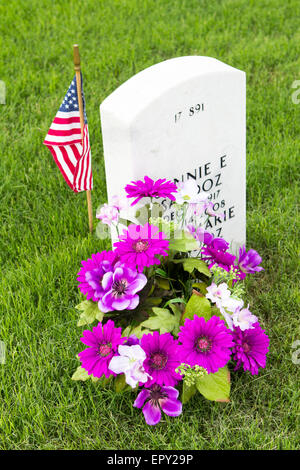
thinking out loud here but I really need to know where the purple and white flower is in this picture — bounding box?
[77,251,118,302]
[98,263,147,313]
[133,384,182,426]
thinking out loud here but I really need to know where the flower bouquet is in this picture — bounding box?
[72,176,269,426]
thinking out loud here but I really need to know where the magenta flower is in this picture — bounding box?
[140,331,182,387]
[237,246,263,280]
[178,315,234,374]
[125,175,177,206]
[201,236,236,272]
[78,320,125,378]
[114,223,169,272]
[125,335,140,346]
[98,263,147,313]
[232,323,269,375]
[187,225,214,245]
[202,245,236,272]
[133,384,182,426]
[77,251,118,302]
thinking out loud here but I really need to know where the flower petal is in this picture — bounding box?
[160,398,182,417]
[133,389,150,409]
[142,401,161,425]
[108,356,130,375]
[101,272,113,290]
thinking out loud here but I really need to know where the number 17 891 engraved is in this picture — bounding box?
[175,103,204,123]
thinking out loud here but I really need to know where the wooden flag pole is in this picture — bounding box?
[73,44,93,233]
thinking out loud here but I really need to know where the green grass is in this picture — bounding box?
[0,0,299,450]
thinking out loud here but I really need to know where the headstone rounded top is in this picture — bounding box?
[100,56,244,123]
[100,55,246,251]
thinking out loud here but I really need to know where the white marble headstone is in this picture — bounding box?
[100,56,246,252]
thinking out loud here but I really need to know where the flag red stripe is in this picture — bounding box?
[44,82,92,193]
[53,116,81,124]
[45,145,77,192]
[60,146,75,174]
[70,144,81,162]
[47,128,82,137]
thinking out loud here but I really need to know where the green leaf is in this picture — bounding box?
[155,268,169,278]
[130,324,152,339]
[164,297,186,308]
[169,231,199,252]
[192,282,208,295]
[114,374,126,393]
[196,366,230,402]
[182,258,211,277]
[71,366,90,381]
[144,297,163,307]
[141,307,181,334]
[122,326,132,337]
[76,300,104,326]
[182,382,197,404]
[182,294,212,324]
[90,375,100,383]
[169,303,183,316]
[156,277,170,290]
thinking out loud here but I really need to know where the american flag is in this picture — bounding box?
[44,75,93,192]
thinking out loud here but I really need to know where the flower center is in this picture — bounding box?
[196,336,212,352]
[99,342,112,357]
[112,279,127,297]
[150,352,168,370]
[133,240,149,253]
[242,341,251,353]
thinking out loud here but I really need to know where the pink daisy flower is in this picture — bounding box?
[140,331,182,387]
[114,223,169,272]
[125,175,178,206]
[232,322,269,375]
[178,315,234,374]
[78,320,125,379]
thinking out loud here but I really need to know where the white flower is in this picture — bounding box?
[175,180,208,205]
[232,305,258,331]
[96,203,119,226]
[222,297,244,313]
[218,299,243,331]
[206,283,244,331]
[206,282,231,308]
[108,344,152,388]
[111,195,128,212]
